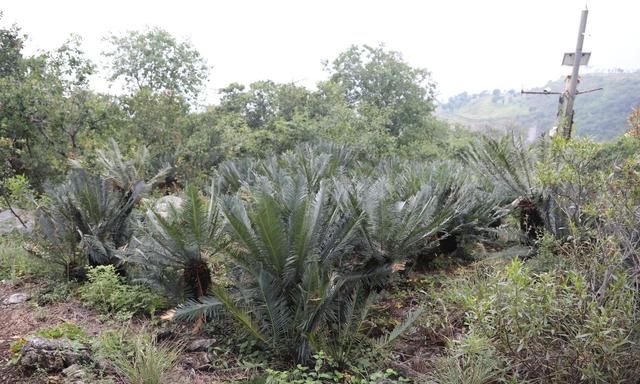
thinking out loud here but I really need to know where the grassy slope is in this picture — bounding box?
[439,71,640,140]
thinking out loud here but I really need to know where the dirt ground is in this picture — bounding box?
[0,275,130,383]
[0,278,261,384]
[0,271,450,383]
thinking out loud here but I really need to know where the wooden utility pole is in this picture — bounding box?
[560,8,589,139]
[522,8,600,140]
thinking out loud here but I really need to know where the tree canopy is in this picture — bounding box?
[324,44,436,137]
[102,27,209,102]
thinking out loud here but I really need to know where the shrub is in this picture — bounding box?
[79,265,164,319]
[2,174,36,209]
[464,258,640,382]
[264,351,408,384]
[430,333,505,384]
[35,322,88,342]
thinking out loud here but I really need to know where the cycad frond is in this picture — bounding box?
[96,138,172,194]
[459,132,538,199]
[172,296,223,323]
[130,183,225,302]
[374,306,424,347]
[34,168,140,271]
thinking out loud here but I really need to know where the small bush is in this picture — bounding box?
[79,265,165,319]
[36,279,76,305]
[35,322,88,341]
[264,352,408,384]
[3,174,36,209]
[430,334,505,384]
[464,258,640,382]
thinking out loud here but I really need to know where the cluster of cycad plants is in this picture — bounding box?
[30,140,499,366]
[25,130,640,381]
[139,143,501,364]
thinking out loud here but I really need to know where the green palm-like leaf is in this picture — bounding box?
[130,183,225,302]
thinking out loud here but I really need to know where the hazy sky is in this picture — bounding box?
[2,0,639,102]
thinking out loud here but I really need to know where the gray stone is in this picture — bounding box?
[62,364,92,384]
[0,208,33,234]
[181,351,210,370]
[19,337,91,372]
[153,196,183,219]
[186,338,217,352]
[3,292,30,304]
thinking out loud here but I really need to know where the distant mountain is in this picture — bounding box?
[438,71,640,141]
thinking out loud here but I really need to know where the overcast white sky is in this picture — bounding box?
[2,0,639,102]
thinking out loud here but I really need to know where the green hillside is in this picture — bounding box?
[439,71,640,140]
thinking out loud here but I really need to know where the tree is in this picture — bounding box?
[0,11,24,78]
[0,32,107,189]
[324,44,436,137]
[219,81,311,129]
[103,27,209,103]
[214,81,314,157]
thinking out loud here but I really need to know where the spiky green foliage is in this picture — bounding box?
[158,144,501,365]
[130,184,225,303]
[215,142,358,195]
[34,140,171,278]
[174,148,476,363]
[175,173,385,362]
[94,138,172,194]
[335,159,500,267]
[227,176,370,361]
[459,132,538,200]
[459,133,557,240]
[35,168,141,276]
[95,328,181,384]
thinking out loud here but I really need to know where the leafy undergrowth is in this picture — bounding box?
[1,247,474,383]
[3,233,639,383]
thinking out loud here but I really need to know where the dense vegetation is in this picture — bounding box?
[2,13,640,384]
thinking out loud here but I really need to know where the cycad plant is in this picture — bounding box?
[35,168,141,278]
[34,140,169,278]
[130,184,225,304]
[459,133,537,198]
[336,160,497,268]
[459,133,553,241]
[95,138,172,194]
[174,174,385,363]
[215,142,358,195]
[334,173,452,268]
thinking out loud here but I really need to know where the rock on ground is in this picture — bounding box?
[0,209,33,234]
[153,196,183,219]
[2,293,30,305]
[186,338,217,352]
[19,337,90,372]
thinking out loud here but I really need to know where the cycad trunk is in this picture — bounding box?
[184,260,211,299]
[184,260,211,333]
